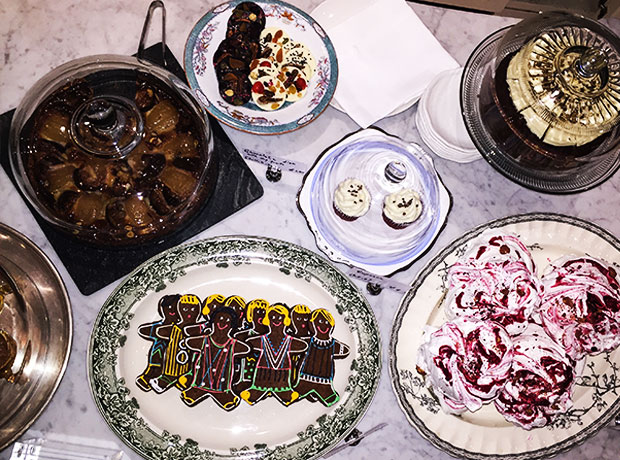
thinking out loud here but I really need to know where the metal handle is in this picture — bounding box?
[137,0,167,66]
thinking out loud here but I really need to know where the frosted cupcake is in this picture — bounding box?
[332,178,371,221]
[382,188,422,229]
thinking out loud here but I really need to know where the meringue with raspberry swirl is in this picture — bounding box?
[495,323,578,430]
[464,229,537,273]
[417,318,514,414]
[445,232,541,336]
[539,256,620,360]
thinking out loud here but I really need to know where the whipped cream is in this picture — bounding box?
[382,189,422,225]
[417,318,513,414]
[540,256,620,360]
[443,231,540,336]
[495,323,577,430]
[333,179,371,218]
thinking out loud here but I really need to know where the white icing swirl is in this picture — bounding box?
[495,323,577,430]
[417,318,514,414]
[382,189,422,225]
[464,229,536,273]
[445,259,541,336]
[333,179,370,218]
[540,256,620,360]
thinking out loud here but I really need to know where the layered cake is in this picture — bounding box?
[485,24,620,174]
[505,28,620,148]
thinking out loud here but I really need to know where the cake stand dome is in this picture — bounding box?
[461,11,620,193]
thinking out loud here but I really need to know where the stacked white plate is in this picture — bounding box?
[416,68,481,163]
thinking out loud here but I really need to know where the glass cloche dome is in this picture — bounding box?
[461,12,620,193]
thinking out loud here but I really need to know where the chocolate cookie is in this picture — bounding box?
[213,37,259,74]
[218,71,252,105]
[227,1,266,39]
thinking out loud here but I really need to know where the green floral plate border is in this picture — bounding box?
[389,213,620,460]
[88,236,381,460]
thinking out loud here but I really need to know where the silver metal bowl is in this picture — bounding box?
[0,223,72,450]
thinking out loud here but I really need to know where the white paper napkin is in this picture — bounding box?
[326,0,459,127]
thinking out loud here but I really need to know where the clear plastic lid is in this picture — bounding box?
[9,56,214,246]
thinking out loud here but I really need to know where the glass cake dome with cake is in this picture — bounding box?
[461,11,620,193]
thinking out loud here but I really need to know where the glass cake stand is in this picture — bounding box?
[461,12,620,193]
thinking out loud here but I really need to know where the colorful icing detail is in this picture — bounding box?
[136,294,349,409]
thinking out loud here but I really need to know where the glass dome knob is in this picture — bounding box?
[70,95,144,158]
[575,47,608,79]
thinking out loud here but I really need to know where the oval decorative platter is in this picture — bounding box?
[89,236,380,460]
[390,213,620,460]
[184,0,338,135]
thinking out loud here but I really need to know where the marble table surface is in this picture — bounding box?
[1,0,620,459]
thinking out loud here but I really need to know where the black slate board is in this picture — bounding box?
[0,44,263,295]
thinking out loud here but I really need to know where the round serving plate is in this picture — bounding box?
[0,223,72,450]
[88,236,380,460]
[184,0,338,135]
[389,213,620,459]
[297,128,450,276]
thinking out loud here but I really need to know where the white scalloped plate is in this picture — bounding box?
[297,128,450,276]
[389,213,620,460]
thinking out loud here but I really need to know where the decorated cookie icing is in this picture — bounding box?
[495,323,578,430]
[382,189,422,226]
[333,179,371,220]
[539,256,620,360]
[136,293,350,410]
[417,318,514,414]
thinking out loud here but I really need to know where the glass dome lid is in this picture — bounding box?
[506,24,620,147]
[461,11,620,193]
[8,1,215,246]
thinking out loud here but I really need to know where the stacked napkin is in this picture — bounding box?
[325,0,459,127]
